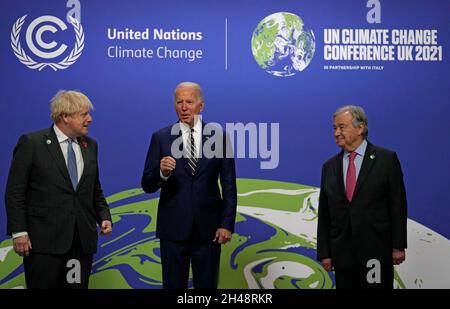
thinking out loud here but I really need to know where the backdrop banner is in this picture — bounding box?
[1,0,449,288]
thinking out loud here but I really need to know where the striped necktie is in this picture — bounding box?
[187,128,198,175]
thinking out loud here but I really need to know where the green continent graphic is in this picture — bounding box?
[251,12,315,77]
[0,179,408,288]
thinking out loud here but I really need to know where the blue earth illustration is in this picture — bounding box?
[251,12,315,76]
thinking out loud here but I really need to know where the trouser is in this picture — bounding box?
[159,226,221,289]
[23,228,93,289]
[334,263,394,289]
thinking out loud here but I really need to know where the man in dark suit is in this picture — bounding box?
[5,90,112,289]
[317,105,407,289]
[141,82,237,289]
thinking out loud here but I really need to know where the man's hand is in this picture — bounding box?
[100,220,112,235]
[321,258,333,272]
[160,156,176,177]
[213,228,232,244]
[13,235,32,257]
[392,248,406,265]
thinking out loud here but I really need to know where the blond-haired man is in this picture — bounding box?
[5,90,112,289]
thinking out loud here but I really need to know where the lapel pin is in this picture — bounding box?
[46,139,51,145]
[370,154,375,159]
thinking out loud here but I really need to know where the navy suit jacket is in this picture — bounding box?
[141,122,237,241]
[317,142,407,268]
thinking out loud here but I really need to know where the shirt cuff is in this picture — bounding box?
[160,170,171,181]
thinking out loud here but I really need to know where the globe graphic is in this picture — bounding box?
[1,178,449,288]
[251,12,315,77]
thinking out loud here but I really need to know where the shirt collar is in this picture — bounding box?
[53,124,77,144]
[179,118,202,134]
[344,139,367,158]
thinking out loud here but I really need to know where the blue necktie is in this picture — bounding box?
[67,138,78,190]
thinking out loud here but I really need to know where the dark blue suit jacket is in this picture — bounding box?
[141,122,237,241]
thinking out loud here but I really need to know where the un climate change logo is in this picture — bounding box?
[11,15,84,71]
[251,12,315,77]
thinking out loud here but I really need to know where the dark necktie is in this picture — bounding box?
[346,152,357,202]
[187,128,198,175]
[67,138,78,190]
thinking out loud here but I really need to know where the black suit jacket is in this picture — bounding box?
[141,122,237,241]
[5,126,111,254]
[317,142,407,268]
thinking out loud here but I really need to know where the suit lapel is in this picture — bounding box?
[335,151,346,200]
[171,122,192,176]
[43,127,73,189]
[77,137,90,190]
[353,142,376,200]
[194,129,209,176]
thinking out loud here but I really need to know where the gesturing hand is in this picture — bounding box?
[160,156,176,177]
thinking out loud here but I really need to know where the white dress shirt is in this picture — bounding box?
[160,120,202,180]
[53,124,84,182]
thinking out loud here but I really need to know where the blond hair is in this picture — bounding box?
[50,90,94,122]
